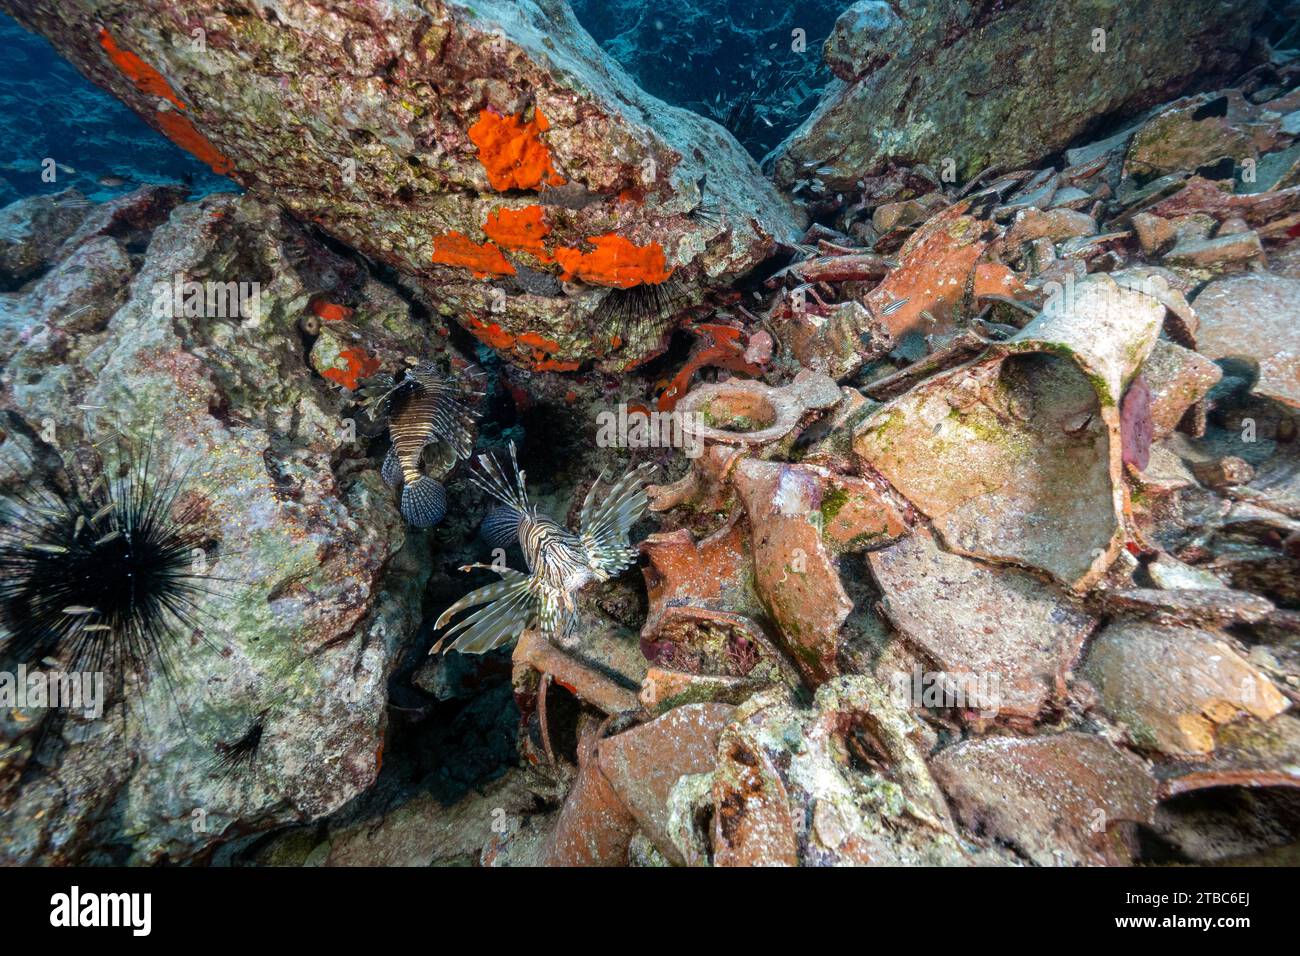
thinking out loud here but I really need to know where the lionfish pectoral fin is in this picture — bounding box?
[433,567,528,630]
[577,468,610,530]
[400,476,447,527]
[538,597,580,649]
[579,462,654,551]
[579,461,654,577]
[445,588,534,654]
[357,373,402,421]
[435,568,534,655]
[480,504,523,549]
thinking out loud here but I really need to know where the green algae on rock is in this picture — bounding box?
[772,0,1266,193]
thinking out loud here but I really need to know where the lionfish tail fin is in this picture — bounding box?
[400,476,448,527]
[481,504,523,549]
[381,446,403,488]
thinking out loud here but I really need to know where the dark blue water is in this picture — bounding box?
[0,12,233,205]
[570,0,843,158]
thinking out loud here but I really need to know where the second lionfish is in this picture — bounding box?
[433,443,653,654]
[358,362,479,527]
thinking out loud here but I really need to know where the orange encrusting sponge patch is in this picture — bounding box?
[463,315,517,351]
[468,109,565,192]
[311,300,354,322]
[484,206,553,261]
[553,234,673,288]
[98,28,234,176]
[97,28,188,110]
[323,348,381,390]
[155,110,235,175]
[431,231,516,278]
[462,315,581,372]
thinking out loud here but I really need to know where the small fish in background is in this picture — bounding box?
[0,159,75,178]
[357,362,480,528]
[538,180,601,211]
[879,297,909,317]
[432,442,654,654]
[96,174,130,188]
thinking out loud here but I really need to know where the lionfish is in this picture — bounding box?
[433,443,654,654]
[358,362,479,528]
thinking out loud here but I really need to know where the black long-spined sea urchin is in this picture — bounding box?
[0,441,213,690]
[210,717,265,781]
[594,278,687,358]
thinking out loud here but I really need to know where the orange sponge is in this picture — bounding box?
[554,234,673,288]
[431,232,516,278]
[484,205,552,260]
[468,109,565,192]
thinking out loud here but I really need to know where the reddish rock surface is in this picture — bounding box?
[598,703,734,865]
[711,721,801,866]
[732,460,854,685]
[863,203,992,342]
[1082,620,1289,756]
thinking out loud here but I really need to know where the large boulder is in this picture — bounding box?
[0,188,445,863]
[772,0,1267,192]
[2,0,801,371]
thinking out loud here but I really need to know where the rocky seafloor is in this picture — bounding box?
[0,0,1299,867]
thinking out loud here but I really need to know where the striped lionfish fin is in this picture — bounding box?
[579,462,654,576]
[381,446,403,489]
[400,476,447,527]
[433,565,534,654]
[391,379,476,465]
[481,504,523,548]
[356,372,401,421]
[465,441,529,515]
[536,591,580,647]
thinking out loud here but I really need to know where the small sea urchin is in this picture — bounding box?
[687,175,723,226]
[211,717,265,780]
[0,440,213,691]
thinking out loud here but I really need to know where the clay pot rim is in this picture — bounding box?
[674,379,801,446]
